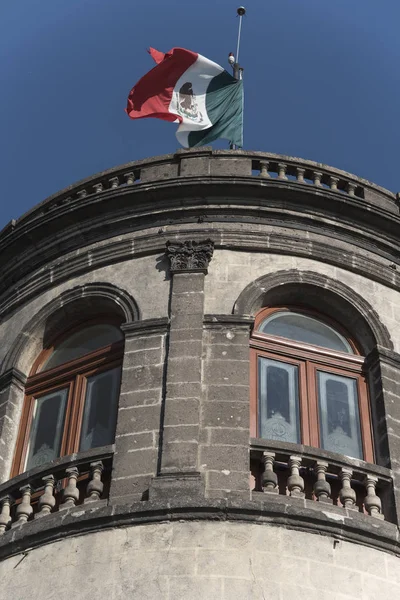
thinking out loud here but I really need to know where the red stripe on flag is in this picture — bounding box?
[126,47,198,123]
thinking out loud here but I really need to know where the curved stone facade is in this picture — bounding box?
[0,148,399,598]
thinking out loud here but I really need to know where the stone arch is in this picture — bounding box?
[1,282,140,376]
[233,269,393,354]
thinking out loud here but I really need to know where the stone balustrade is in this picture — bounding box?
[0,446,113,534]
[0,149,397,241]
[250,439,393,522]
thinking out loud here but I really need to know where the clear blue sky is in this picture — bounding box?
[1,0,400,228]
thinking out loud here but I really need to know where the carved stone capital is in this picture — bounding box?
[166,239,214,274]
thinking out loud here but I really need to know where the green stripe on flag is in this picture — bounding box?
[187,71,243,148]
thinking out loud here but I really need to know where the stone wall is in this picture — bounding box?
[1,521,399,600]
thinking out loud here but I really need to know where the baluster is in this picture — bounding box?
[313,171,323,186]
[313,461,332,503]
[259,161,270,178]
[347,182,356,196]
[36,475,56,518]
[287,456,305,498]
[262,452,278,494]
[93,183,103,193]
[60,467,80,509]
[329,176,339,191]
[15,485,33,524]
[109,176,119,189]
[339,468,357,510]
[0,496,12,534]
[84,462,104,503]
[296,167,305,183]
[277,163,288,180]
[77,189,87,199]
[124,172,135,185]
[364,475,384,519]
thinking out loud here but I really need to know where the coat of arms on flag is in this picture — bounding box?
[126,47,243,148]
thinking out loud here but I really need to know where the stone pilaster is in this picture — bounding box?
[0,369,26,483]
[110,318,168,501]
[366,346,400,524]
[150,240,214,498]
[200,315,253,498]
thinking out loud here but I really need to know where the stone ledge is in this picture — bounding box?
[0,494,399,561]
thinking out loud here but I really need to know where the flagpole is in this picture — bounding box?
[229,6,245,150]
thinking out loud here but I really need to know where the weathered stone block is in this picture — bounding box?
[116,404,161,435]
[170,291,204,315]
[203,360,250,385]
[207,470,250,492]
[167,382,202,400]
[114,431,155,454]
[205,384,249,403]
[167,357,201,383]
[120,364,164,392]
[119,388,162,408]
[162,424,199,443]
[163,398,200,426]
[201,401,249,428]
[113,447,158,477]
[200,445,248,472]
[161,441,199,471]
[167,339,202,360]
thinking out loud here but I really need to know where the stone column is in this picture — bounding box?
[150,239,214,499]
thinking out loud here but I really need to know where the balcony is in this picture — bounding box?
[0,446,113,534]
[250,438,394,523]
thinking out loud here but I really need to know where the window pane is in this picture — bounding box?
[41,324,123,372]
[258,357,300,443]
[79,367,121,452]
[25,388,68,470]
[259,312,353,353]
[317,371,363,459]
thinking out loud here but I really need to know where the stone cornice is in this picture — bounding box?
[1,228,400,321]
[0,368,27,392]
[0,496,398,562]
[0,149,399,307]
[365,345,400,370]
[203,314,255,329]
[121,317,169,338]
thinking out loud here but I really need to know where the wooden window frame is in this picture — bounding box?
[250,307,374,463]
[12,321,124,477]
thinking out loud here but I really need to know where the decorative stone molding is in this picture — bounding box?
[166,239,214,273]
[1,228,400,321]
[1,282,140,375]
[121,317,169,339]
[233,269,393,353]
[0,368,27,392]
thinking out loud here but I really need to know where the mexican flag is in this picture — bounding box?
[126,47,243,148]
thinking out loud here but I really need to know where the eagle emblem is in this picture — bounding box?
[177,82,203,122]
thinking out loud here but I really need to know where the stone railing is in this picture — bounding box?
[0,149,397,240]
[0,446,113,534]
[250,439,394,522]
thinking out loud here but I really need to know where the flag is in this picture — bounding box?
[126,47,243,148]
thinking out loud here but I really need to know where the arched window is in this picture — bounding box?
[12,321,124,475]
[250,307,374,462]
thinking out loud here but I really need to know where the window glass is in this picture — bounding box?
[258,357,300,444]
[25,388,68,470]
[79,367,121,452]
[317,371,362,459]
[40,324,123,372]
[259,311,353,353]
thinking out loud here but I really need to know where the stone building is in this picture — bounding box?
[0,148,399,599]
